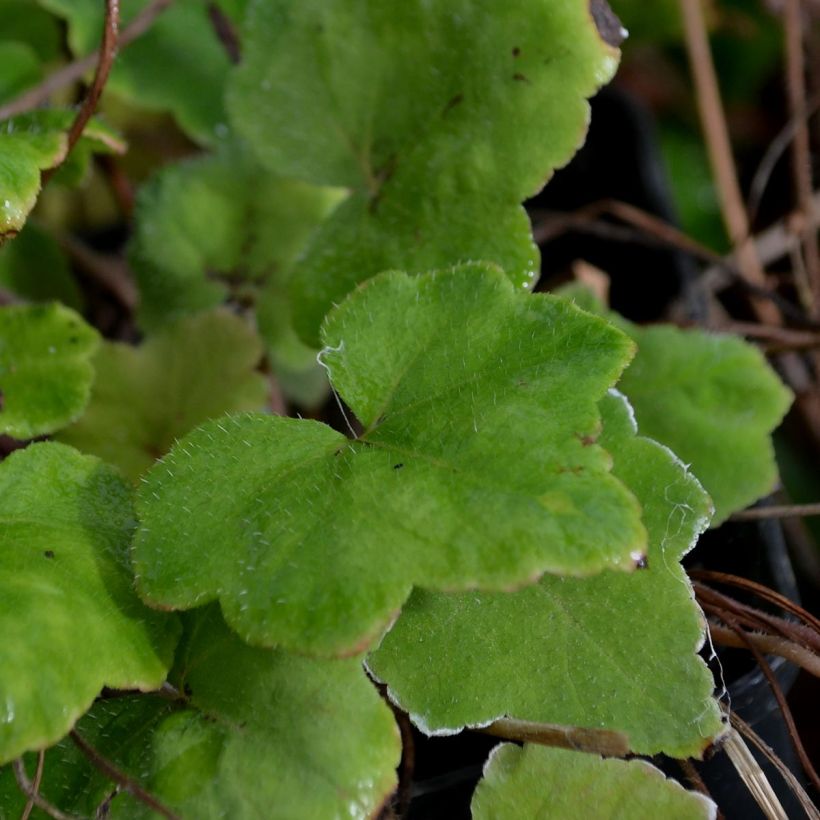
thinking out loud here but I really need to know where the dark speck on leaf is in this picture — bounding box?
[393,463,404,470]
[69,336,79,344]
[512,73,530,83]
[44,550,54,559]
[512,46,521,57]
[634,554,649,570]
[183,683,193,696]
[442,93,464,116]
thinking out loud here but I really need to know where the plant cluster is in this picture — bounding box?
[0,1,794,817]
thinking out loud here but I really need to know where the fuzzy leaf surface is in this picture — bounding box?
[1,606,399,819]
[369,392,722,757]
[56,311,268,480]
[37,0,245,145]
[0,303,98,438]
[228,0,620,344]
[0,443,179,764]
[472,744,717,820]
[563,286,793,522]
[0,110,124,239]
[134,264,644,656]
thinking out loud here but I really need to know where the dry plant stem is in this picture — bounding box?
[723,617,820,791]
[728,712,820,820]
[785,0,820,314]
[730,502,820,521]
[0,0,174,122]
[707,622,820,678]
[678,0,780,325]
[21,750,45,820]
[480,717,629,757]
[13,758,78,820]
[721,725,790,820]
[207,1,241,64]
[69,730,180,820]
[41,0,120,185]
[690,569,820,633]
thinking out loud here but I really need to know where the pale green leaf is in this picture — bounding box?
[0,303,98,438]
[368,391,722,757]
[134,264,645,657]
[1,606,399,819]
[38,0,246,145]
[0,110,125,239]
[0,222,83,309]
[227,0,620,344]
[561,285,793,522]
[56,310,269,480]
[0,443,180,765]
[472,744,716,820]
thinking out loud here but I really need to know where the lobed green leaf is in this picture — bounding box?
[472,744,717,819]
[0,443,179,765]
[228,0,621,345]
[134,264,645,657]
[368,391,723,757]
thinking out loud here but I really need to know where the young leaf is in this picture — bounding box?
[0,111,125,241]
[472,744,717,820]
[562,285,793,522]
[1,606,400,819]
[134,264,645,657]
[0,303,98,438]
[56,310,269,480]
[0,443,179,765]
[368,391,723,757]
[38,0,246,145]
[129,140,341,401]
[227,0,621,344]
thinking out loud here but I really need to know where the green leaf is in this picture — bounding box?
[1,110,125,240]
[561,285,793,523]
[1,606,399,819]
[56,310,269,481]
[39,0,246,145]
[368,391,722,757]
[0,443,179,764]
[0,303,99,438]
[227,0,620,345]
[0,222,83,309]
[1,0,63,61]
[472,744,717,820]
[129,140,341,400]
[134,264,645,657]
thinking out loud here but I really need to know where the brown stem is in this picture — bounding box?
[13,758,78,820]
[730,503,820,521]
[207,2,241,64]
[21,750,46,820]
[678,0,781,325]
[69,730,180,819]
[723,617,820,791]
[690,569,820,634]
[0,0,174,122]
[784,0,820,314]
[42,0,120,185]
[479,717,629,757]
